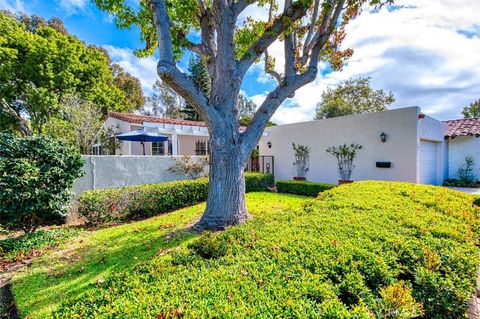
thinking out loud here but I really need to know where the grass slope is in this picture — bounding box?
[12,192,306,318]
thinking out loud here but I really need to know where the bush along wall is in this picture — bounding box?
[78,172,274,226]
[276,180,335,197]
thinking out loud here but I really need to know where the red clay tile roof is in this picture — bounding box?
[444,118,480,138]
[108,112,207,127]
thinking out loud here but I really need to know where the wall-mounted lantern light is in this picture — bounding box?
[267,141,272,148]
[380,132,387,143]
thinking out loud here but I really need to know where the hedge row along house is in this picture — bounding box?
[94,107,480,186]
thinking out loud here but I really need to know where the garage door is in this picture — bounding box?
[419,140,439,185]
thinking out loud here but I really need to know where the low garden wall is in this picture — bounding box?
[73,155,207,196]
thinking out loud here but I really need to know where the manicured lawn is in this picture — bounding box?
[12,192,306,318]
[12,184,480,318]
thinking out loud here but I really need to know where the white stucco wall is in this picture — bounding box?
[72,155,207,196]
[259,107,424,184]
[448,136,480,180]
[417,115,448,184]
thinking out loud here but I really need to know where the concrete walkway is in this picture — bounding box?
[446,187,480,195]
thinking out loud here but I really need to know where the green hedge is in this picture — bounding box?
[78,173,274,226]
[276,180,335,196]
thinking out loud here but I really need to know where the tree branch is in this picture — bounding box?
[178,33,209,56]
[237,3,307,77]
[232,0,256,17]
[263,0,282,83]
[240,0,347,160]
[150,0,215,124]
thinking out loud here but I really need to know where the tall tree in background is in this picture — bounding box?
[0,12,143,135]
[314,77,395,119]
[94,0,391,230]
[237,94,276,127]
[140,79,184,119]
[44,94,103,154]
[182,54,211,121]
[462,99,480,118]
[112,64,145,111]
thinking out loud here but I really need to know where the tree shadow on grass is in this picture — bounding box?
[11,207,205,318]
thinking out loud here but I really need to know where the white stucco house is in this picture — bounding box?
[94,112,210,156]
[95,107,480,186]
[259,107,480,185]
[444,117,480,180]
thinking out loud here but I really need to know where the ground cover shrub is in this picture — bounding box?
[78,173,274,226]
[55,182,480,318]
[0,133,84,232]
[0,227,82,262]
[444,157,479,188]
[276,180,335,196]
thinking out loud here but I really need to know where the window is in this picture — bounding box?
[195,140,208,155]
[152,142,165,155]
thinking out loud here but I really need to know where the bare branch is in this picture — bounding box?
[237,3,307,77]
[232,0,256,17]
[263,0,282,83]
[264,50,282,83]
[178,33,209,56]
[304,0,320,49]
[197,0,207,15]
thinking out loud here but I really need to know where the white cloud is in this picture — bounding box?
[57,0,88,14]
[0,0,26,12]
[248,0,480,124]
[104,45,159,95]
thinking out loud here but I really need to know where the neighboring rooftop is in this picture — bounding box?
[108,112,207,127]
[444,118,480,138]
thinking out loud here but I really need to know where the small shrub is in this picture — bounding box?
[0,227,82,262]
[457,156,476,185]
[377,282,423,318]
[0,133,84,232]
[326,143,362,181]
[244,172,275,191]
[167,155,209,179]
[78,172,274,226]
[276,180,335,196]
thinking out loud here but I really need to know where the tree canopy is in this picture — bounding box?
[140,79,184,119]
[0,12,144,135]
[462,99,480,119]
[314,77,395,119]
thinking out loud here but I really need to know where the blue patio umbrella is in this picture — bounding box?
[116,129,168,155]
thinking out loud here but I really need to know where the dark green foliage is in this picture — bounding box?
[462,99,480,118]
[54,182,480,318]
[276,180,335,196]
[473,196,480,207]
[0,227,82,262]
[314,77,395,119]
[244,172,275,192]
[444,178,479,188]
[78,173,274,226]
[182,54,210,121]
[443,156,479,188]
[0,134,84,232]
[0,12,143,134]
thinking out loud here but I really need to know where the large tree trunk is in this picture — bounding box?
[196,131,250,230]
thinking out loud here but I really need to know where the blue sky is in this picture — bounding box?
[1,0,480,124]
